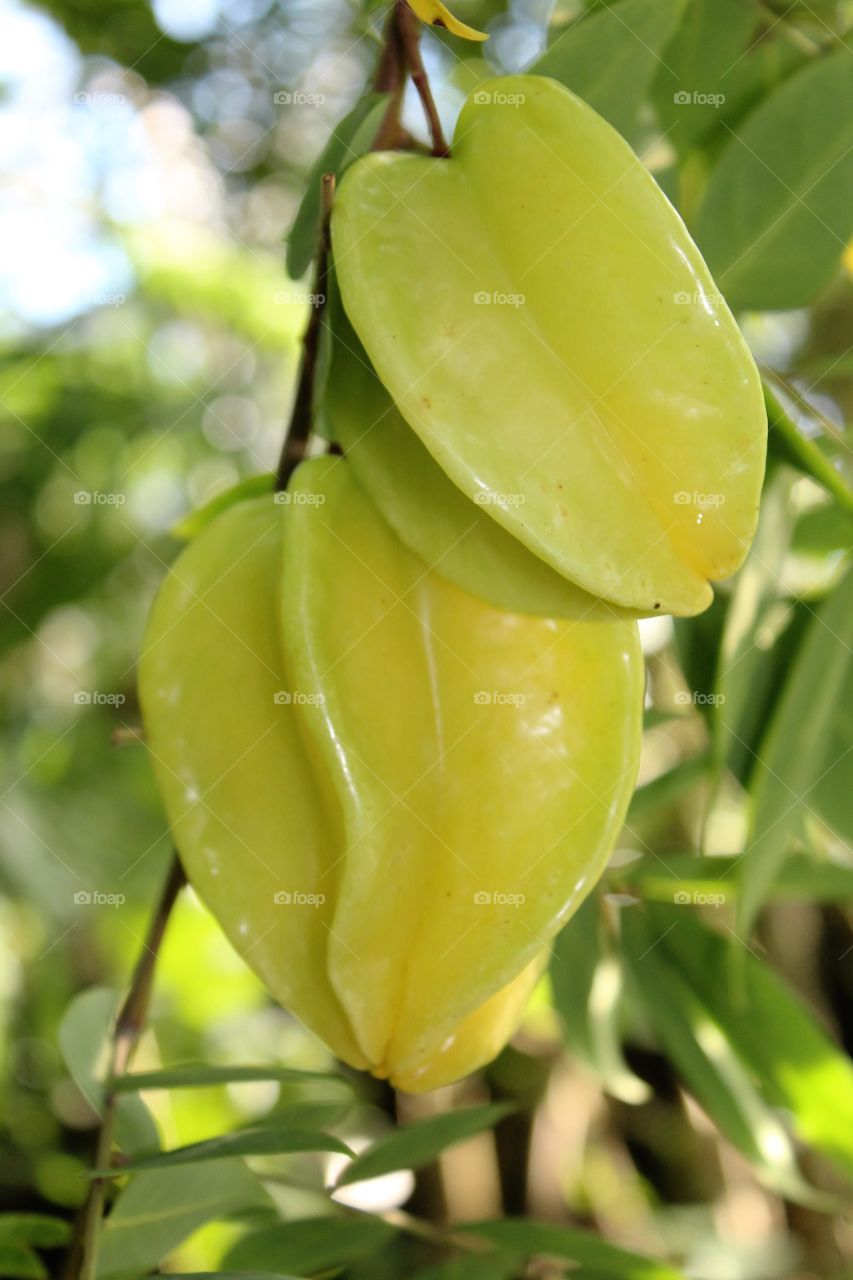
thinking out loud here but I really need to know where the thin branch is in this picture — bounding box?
[275,173,336,492]
[396,0,449,157]
[70,855,186,1280]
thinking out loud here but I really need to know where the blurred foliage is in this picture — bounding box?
[1,1,853,1279]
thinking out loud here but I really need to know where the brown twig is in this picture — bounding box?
[372,2,449,156]
[395,1,449,157]
[275,173,336,492]
[70,855,186,1280]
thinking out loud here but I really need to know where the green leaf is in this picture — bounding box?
[652,0,760,155]
[96,1161,270,1278]
[0,1246,46,1280]
[621,908,827,1204]
[90,1125,352,1177]
[693,49,853,310]
[286,93,387,280]
[415,1260,516,1280]
[740,566,853,934]
[764,379,853,514]
[224,1217,396,1275]
[336,1104,513,1187]
[533,0,687,139]
[171,476,275,542]
[57,988,160,1154]
[462,1219,686,1279]
[153,1274,301,1280]
[550,896,650,1103]
[711,470,799,787]
[626,753,710,825]
[657,909,853,1184]
[614,852,853,904]
[111,1063,351,1094]
[0,1219,70,1249]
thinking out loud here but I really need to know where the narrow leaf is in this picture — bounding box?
[286,93,387,280]
[57,988,159,1154]
[96,1161,269,1278]
[662,910,853,1183]
[764,379,853,513]
[463,1219,686,1279]
[694,50,853,310]
[224,1217,396,1274]
[550,896,650,1103]
[533,0,687,139]
[336,1104,513,1187]
[90,1127,352,1177]
[0,1219,70,1249]
[0,1247,46,1280]
[111,1063,351,1093]
[621,908,820,1203]
[740,567,853,934]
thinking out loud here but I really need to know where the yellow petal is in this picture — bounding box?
[407,0,488,42]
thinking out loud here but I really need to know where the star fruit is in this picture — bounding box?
[331,74,767,616]
[139,458,642,1090]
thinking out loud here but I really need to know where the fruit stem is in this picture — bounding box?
[275,173,335,492]
[396,1,449,157]
[67,855,186,1280]
[371,1,449,157]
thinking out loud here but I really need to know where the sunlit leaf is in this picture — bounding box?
[111,1063,351,1093]
[96,1161,270,1278]
[740,566,853,933]
[550,896,650,1103]
[622,907,823,1203]
[57,988,159,1154]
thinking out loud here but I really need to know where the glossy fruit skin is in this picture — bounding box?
[139,459,643,1090]
[323,282,623,621]
[332,74,767,617]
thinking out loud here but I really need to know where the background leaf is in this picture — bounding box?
[740,565,853,933]
[693,49,853,309]
[223,1217,396,1275]
[336,1105,513,1186]
[532,0,687,139]
[96,1162,270,1278]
